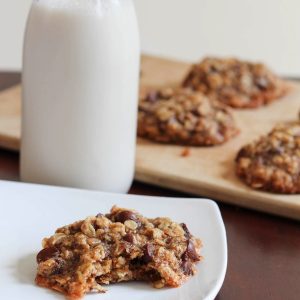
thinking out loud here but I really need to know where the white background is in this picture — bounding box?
[0,0,299,76]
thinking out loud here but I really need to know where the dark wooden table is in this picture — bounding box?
[1,72,300,300]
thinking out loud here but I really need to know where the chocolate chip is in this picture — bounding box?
[115,211,140,225]
[51,258,65,275]
[186,240,200,261]
[124,233,134,244]
[236,147,248,161]
[165,237,173,245]
[96,213,103,218]
[267,147,284,156]
[37,247,59,263]
[181,251,188,262]
[142,243,154,263]
[181,260,193,276]
[146,90,159,102]
[145,270,161,281]
[181,223,191,239]
[130,257,143,267]
[210,65,218,73]
[255,77,269,90]
[181,242,197,275]
[182,72,194,87]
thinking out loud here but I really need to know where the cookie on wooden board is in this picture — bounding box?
[183,57,288,109]
[236,121,300,194]
[138,87,239,146]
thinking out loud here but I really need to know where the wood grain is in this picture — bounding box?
[0,84,21,151]
[0,55,299,220]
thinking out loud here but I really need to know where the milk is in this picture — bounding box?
[21,0,140,193]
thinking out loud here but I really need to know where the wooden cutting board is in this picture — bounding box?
[1,55,300,220]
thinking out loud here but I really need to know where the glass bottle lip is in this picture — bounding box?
[33,0,124,8]
[32,0,128,15]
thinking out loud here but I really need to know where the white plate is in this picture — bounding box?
[0,180,227,300]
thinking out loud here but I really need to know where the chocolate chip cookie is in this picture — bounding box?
[138,88,239,146]
[35,206,202,299]
[236,122,300,193]
[183,57,288,109]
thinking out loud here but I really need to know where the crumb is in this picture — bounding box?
[181,148,191,157]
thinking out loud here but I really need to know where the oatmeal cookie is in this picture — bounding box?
[236,122,300,193]
[138,88,239,146]
[183,57,288,108]
[35,206,202,299]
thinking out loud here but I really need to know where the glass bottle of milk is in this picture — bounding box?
[21,0,140,193]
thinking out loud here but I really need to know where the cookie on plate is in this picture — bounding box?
[236,122,300,194]
[35,206,202,299]
[182,57,288,109]
[138,88,239,146]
